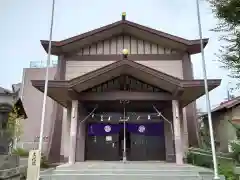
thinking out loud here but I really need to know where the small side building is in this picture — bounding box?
[202,97,240,152]
[0,86,27,154]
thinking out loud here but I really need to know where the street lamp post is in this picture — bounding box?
[196,0,219,179]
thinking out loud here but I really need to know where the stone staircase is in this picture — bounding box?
[40,161,226,180]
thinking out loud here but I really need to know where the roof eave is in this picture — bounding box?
[40,40,61,55]
[187,38,209,54]
[181,79,221,89]
[14,98,28,119]
[40,20,210,55]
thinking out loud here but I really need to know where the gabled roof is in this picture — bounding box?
[32,59,221,107]
[14,98,27,119]
[201,96,240,119]
[0,98,27,119]
[211,96,240,113]
[41,18,208,55]
[0,87,12,95]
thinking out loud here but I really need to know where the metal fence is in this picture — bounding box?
[16,142,48,152]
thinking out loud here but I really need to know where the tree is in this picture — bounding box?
[208,0,240,78]
[7,105,23,147]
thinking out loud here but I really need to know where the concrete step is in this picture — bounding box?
[40,172,225,180]
[40,174,202,180]
[55,163,211,171]
[40,169,211,180]
[39,162,225,180]
[52,168,204,175]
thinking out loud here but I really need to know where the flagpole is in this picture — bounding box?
[38,0,55,170]
[195,0,219,179]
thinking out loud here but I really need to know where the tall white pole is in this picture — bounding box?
[38,0,56,156]
[195,0,219,179]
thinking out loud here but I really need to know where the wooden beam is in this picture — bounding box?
[76,91,176,101]
[65,54,183,61]
[173,87,184,97]
[68,88,80,99]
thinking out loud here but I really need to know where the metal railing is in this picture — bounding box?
[15,142,48,151]
[29,60,58,68]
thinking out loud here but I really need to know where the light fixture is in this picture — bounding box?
[148,115,151,120]
[108,116,111,121]
[137,116,140,120]
[92,113,95,118]
[122,49,129,59]
[100,115,103,121]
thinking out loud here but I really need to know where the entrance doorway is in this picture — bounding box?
[85,100,166,161]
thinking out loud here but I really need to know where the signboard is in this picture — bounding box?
[106,136,112,141]
[26,149,41,180]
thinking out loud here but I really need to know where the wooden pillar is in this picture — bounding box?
[172,100,183,164]
[68,100,78,164]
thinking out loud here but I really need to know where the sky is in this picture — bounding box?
[0,0,238,112]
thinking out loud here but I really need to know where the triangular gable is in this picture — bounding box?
[83,75,170,93]
[41,19,208,55]
[69,59,181,93]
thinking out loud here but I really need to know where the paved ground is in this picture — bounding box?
[19,158,28,166]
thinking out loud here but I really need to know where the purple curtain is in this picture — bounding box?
[88,122,164,136]
[88,123,122,136]
[127,122,164,136]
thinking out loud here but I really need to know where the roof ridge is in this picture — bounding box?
[0,87,12,94]
[40,19,209,55]
[41,20,207,47]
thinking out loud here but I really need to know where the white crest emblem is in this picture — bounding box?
[138,125,145,133]
[104,125,111,132]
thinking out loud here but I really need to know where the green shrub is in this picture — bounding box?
[187,149,237,180]
[187,151,213,168]
[12,148,29,157]
[218,163,237,180]
[230,141,240,164]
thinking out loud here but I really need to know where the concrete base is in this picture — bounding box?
[0,155,27,180]
[0,166,27,180]
[40,161,226,180]
[0,154,19,170]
